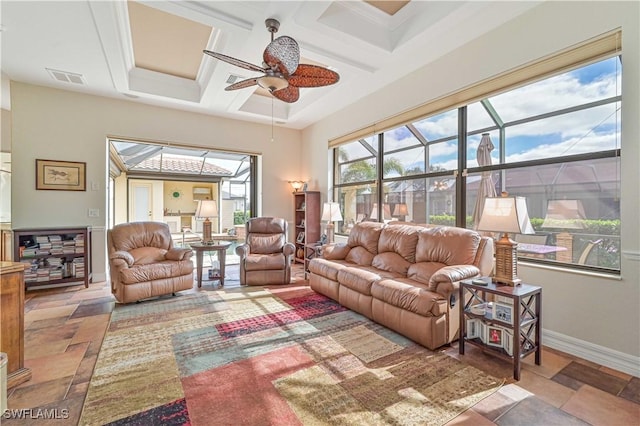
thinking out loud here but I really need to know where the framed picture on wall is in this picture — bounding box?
[36,159,86,191]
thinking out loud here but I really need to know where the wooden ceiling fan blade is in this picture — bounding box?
[288,64,340,87]
[225,78,259,91]
[203,50,266,73]
[272,85,299,103]
[263,36,300,76]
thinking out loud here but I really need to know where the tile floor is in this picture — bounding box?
[3,264,639,425]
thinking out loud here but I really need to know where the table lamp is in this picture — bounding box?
[195,199,218,245]
[477,194,534,286]
[321,202,343,244]
[369,203,391,221]
[392,203,408,221]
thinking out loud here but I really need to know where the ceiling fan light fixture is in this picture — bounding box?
[257,75,289,92]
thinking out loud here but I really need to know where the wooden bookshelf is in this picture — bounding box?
[13,227,91,288]
[293,191,320,264]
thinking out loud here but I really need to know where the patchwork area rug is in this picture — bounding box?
[80,286,503,425]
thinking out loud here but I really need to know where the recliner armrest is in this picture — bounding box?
[283,242,295,257]
[110,250,134,267]
[166,247,193,261]
[235,244,249,259]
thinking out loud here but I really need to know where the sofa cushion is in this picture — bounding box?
[372,252,412,276]
[337,267,383,296]
[371,278,446,317]
[120,260,193,284]
[308,258,349,281]
[129,247,167,265]
[345,246,375,266]
[248,234,285,254]
[406,261,447,286]
[415,226,481,265]
[244,253,286,271]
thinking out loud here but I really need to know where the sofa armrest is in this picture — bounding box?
[322,243,350,260]
[109,250,134,267]
[166,247,193,261]
[429,265,480,297]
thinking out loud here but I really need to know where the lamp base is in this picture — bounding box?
[202,219,212,244]
[326,223,335,244]
[492,233,522,286]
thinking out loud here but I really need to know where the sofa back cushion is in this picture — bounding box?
[415,226,481,265]
[344,222,384,265]
[371,224,420,275]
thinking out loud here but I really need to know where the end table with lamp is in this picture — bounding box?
[190,241,232,287]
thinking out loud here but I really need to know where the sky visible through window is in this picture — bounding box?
[341,57,620,174]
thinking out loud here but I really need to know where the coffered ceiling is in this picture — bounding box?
[1,1,540,129]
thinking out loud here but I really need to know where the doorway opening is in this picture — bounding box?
[108,138,257,265]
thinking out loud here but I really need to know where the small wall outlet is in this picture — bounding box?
[91,181,99,191]
[88,208,99,217]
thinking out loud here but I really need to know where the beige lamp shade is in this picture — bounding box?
[322,202,342,244]
[392,203,409,216]
[195,199,218,219]
[370,203,392,221]
[321,202,343,222]
[542,199,586,229]
[477,196,534,235]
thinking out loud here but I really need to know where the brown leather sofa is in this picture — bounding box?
[308,222,494,350]
[107,222,194,303]
[235,217,296,285]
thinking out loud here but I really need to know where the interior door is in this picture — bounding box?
[130,182,152,221]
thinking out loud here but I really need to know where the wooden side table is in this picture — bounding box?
[459,279,542,380]
[190,242,232,287]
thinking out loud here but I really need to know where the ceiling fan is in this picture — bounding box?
[203,18,339,103]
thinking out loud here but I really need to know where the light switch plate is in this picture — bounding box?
[88,208,99,217]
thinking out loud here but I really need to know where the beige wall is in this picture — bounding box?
[303,1,640,366]
[1,108,11,153]
[11,83,303,280]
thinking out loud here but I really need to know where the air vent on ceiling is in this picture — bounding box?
[46,68,86,85]
[226,74,246,85]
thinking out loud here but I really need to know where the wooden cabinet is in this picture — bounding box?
[0,226,11,261]
[293,191,321,264]
[0,261,32,388]
[13,227,91,289]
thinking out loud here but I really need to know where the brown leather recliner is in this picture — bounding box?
[235,217,295,285]
[107,221,194,303]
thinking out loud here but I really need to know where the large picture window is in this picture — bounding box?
[332,54,621,273]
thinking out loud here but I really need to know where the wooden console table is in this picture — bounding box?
[0,261,32,388]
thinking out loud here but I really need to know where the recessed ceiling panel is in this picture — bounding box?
[365,1,410,16]
[127,1,212,80]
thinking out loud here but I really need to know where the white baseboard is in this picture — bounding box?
[92,272,107,282]
[543,329,640,377]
